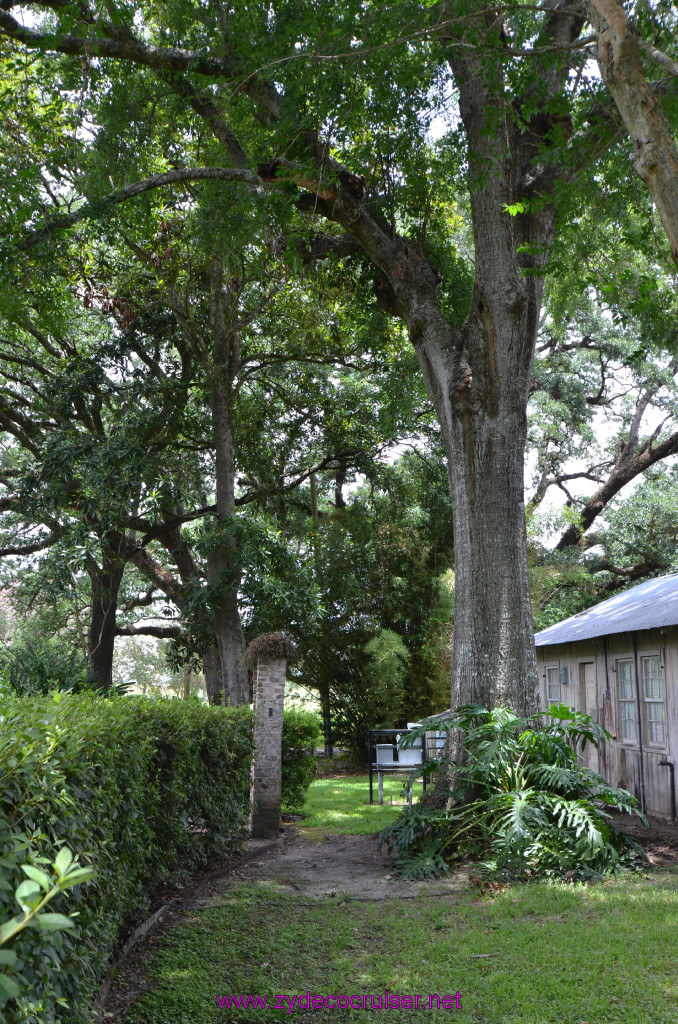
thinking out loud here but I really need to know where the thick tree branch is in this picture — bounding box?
[587,0,678,265]
[591,555,671,591]
[18,167,262,250]
[637,37,678,79]
[556,428,678,549]
[0,9,226,79]
[0,4,283,119]
[157,73,250,167]
[0,536,55,557]
[129,547,181,601]
[121,585,159,612]
[116,624,183,639]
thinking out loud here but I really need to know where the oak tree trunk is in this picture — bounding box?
[208,260,248,705]
[417,306,539,714]
[88,535,126,689]
[202,645,223,705]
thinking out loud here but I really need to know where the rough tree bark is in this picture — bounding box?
[207,258,248,705]
[88,532,127,689]
[586,0,678,267]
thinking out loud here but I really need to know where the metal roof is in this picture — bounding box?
[535,573,678,647]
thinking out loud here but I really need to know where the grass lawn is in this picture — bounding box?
[122,776,678,1024]
[285,775,413,834]
[123,873,678,1023]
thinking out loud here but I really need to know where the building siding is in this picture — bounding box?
[536,627,678,819]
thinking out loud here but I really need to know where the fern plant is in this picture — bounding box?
[378,704,649,880]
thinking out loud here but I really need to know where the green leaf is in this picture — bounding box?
[60,867,96,888]
[21,864,51,890]
[32,912,76,932]
[54,846,73,876]
[14,879,41,909]
[0,950,17,967]
[0,972,21,1000]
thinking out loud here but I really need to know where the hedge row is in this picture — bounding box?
[281,707,323,807]
[0,694,256,1023]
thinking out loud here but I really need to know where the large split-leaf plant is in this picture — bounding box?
[379,704,649,880]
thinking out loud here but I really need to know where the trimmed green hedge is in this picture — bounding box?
[0,694,253,1023]
[281,708,322,807]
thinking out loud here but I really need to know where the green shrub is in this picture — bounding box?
[0,847,96,1006]
[282,708,322,807]
[379,703,648,881]
[0,629,128,697]
[304,627,410,763]
[0,634,89,695]
[0,693,253,1023]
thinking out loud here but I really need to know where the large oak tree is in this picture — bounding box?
[1,1,676,715]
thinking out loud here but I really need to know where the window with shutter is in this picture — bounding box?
[617,658,638,742]
[642,655,666,746]
[546,665,560,703]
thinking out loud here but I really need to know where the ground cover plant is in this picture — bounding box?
[120,860,678,1024]
[288,776,411,835]
[379,705,648,880]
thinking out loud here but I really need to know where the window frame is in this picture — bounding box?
[616,656,639,746]
[545,663,561,705]
[578,660,596,717]
[640,652,667,750]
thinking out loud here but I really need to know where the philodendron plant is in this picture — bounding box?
[380,704,649,881]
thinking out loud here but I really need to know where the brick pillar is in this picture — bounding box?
[250,655,286,839]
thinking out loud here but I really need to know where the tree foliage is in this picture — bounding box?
[0,0,677,715]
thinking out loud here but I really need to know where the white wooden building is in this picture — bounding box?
[535,574,678,820]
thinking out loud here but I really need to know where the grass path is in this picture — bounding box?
[117,777,678,1024]
[285,773,411,834]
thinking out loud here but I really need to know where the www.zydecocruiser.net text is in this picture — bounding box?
[216,990,462,1012]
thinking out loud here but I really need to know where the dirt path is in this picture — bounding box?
[102,813,678,1020]
[612,812,678,867]
[232,825,466,900]
[102,826,465,1020]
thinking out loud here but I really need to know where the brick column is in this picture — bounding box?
[250,655,287,838]
[246,633,298,839]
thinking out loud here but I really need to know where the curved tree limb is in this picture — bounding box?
[586,0,678,266]
[116,624,183,639]
[0,3,283,120]
[556,428,678,549]
[637,38,678,79]
[17,167,263,250]
[0,536,56,557]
